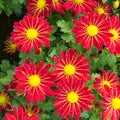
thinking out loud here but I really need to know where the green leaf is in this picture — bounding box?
[81,111,89,119]
[61,33,75,43]
[57,20,73,33]
[0,60,11,72]
[102,0,108,3]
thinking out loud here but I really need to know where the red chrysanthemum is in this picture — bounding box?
[13,61,54,104]
[4,37,17,54]
[64,0,97,15]
[101,85,120,120]
[51,0,64,14]
[11,14,53,54]
[94,70,119,95]
[72,12,111,51]
[94,0,112,16]
[0,91,11,112]
[26,0,52,17]
[53,80,95,119]
[26,105,42,119]
[4,105,39,120]
[52,48,90,84]
[105,16,120,54]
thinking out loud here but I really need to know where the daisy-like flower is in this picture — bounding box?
[94,0,112,16]
[0,91,11,112]
[4,105,38,120]
[4,37,17,54]
[26,105,42,119]
[51,0,64,14]
[64,0,97,15]
[52,48,90,84]
[105,16,120,54]
[94,70,119,95]
[101,85,120,120]
[72,12,111,51]
[53,80,95,119]
[11,14,53,54]
[14,61,54,104]
[26,0,51,17]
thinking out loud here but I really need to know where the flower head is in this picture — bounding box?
[94,70,119,95]
[11,14,53,54]
[53,80,95,119]
[94,0,112,16]
[4,105,39,120]
[26,0,52,17]
[26,105,42,118]
[101,85,120,120]
[4,37,17,54]
[64,0,97,15]
[14,61,54,104]
[105,16,120,54]
[52,48,90,84]
[51,0,64,13]
[72,12,111,51]
[0,91,11,112]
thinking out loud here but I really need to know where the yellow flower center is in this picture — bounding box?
[109,29,119,41]
[67,91,79,103]
[10,43,17,49]
[86,25,99,37]
[28,75,41,87]
[26,29,38,40]
[73,0,84,4]
[64,64,76,76]
[111,97,120,110]
[97,7,105,14]
[0,94,6,105]
[53,0,59,3]
[26,28,38,40]
[102,80,111,87]
[37,0,46,10]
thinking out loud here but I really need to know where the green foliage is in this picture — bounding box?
[0,0,26,16]
[0,60,15,85]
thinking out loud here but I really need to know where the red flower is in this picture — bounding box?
[0,91,11,112]
[64,0,97,15]
[94,0,112,16]
[26,0,52,17]
[4,105,39,120]
[4,37,17,54]
[52,48,90,84]
[94,70,119,95]
[11,14,53,54]
[105,16,120,54]
[51,0,64,14]
[53,80,95,119]
[72,12,111,51]
[14,61,54,104]
[101,85,120,120]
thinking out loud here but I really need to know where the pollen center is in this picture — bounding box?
[37,0,46,10]
[111,97,120,110]
[64,64,76,76]
[102,80,111,87]
[28,75,41,87]
[26,29,38,40]
[87,25,98,37]
[73,0,84,4]
[109,29,119,41]
[97,7,105,14]
[53,0,58,3]
[67,91,79,103]
[0,94,6,105]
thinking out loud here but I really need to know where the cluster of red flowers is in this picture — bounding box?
[2,0,120,120]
